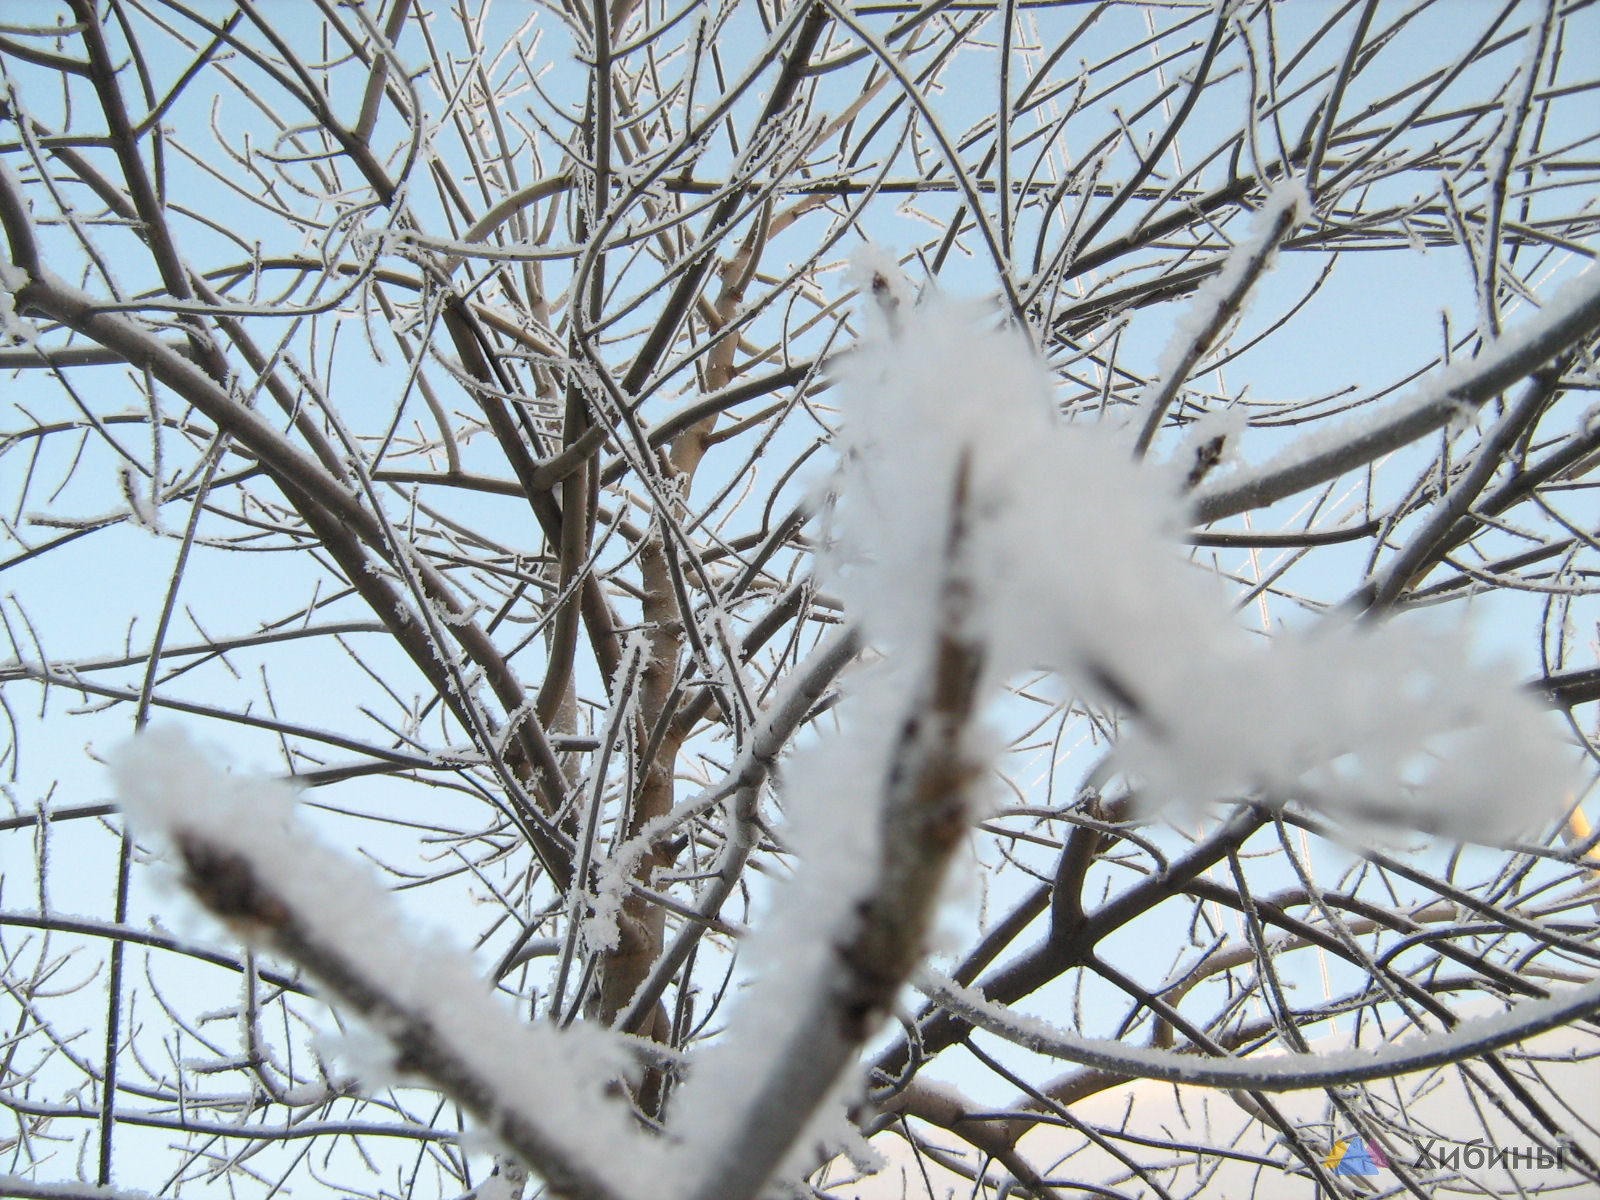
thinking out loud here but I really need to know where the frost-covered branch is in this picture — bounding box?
[1194,264,1600,523]
[110,730,652,1200]
[666,460,989,1200]
[0,1177,155,1200]
[613,621,862,1034]
[1130,180,1307,457]
[835,261,1571,842]
[6,3,1600,1196]
[917,969,1600,1092]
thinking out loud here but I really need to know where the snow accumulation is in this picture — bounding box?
[1130,178,1308,450]
[917,967,1600,1093]
[0,261,41,348]
[0,1178,158,1200]
[827,247,1571,840]
[110,728,661,1197]
[659,244,1575,1185]
[1195,262,1600,522]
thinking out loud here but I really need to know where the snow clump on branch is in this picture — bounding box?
[828,248,1571,841]
[110,728,659,1198]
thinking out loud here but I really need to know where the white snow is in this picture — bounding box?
[1196,262,1600,521]
[916,967,1600,1092]
[110,727,660,1197]
[659,659,907,1188]
[118,463,159,531]
[825,253,1571,840]
[654,262,1577,1188]
[0,1178,156,1200]
[1117,614,1572,840]
[98,244,1585,1198]
[1130,179,1308,445]
[0,261,41,348]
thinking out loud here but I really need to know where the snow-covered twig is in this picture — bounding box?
[110,729,654,1200]
[1194,264,1600,523]
[0,1178,155,1200]
[917,967,1600,1092]
[666,456,989,1200]
[1130,180,1307,457]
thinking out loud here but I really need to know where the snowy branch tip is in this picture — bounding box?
[834,249,1574,841]
[109,728,661,1200]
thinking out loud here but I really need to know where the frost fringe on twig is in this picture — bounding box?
[110,729,657,1200]
[1129,178,1308,457]
[831,250,1571,840]
[916,967,1600,1093]
[1194,263,1600,522]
